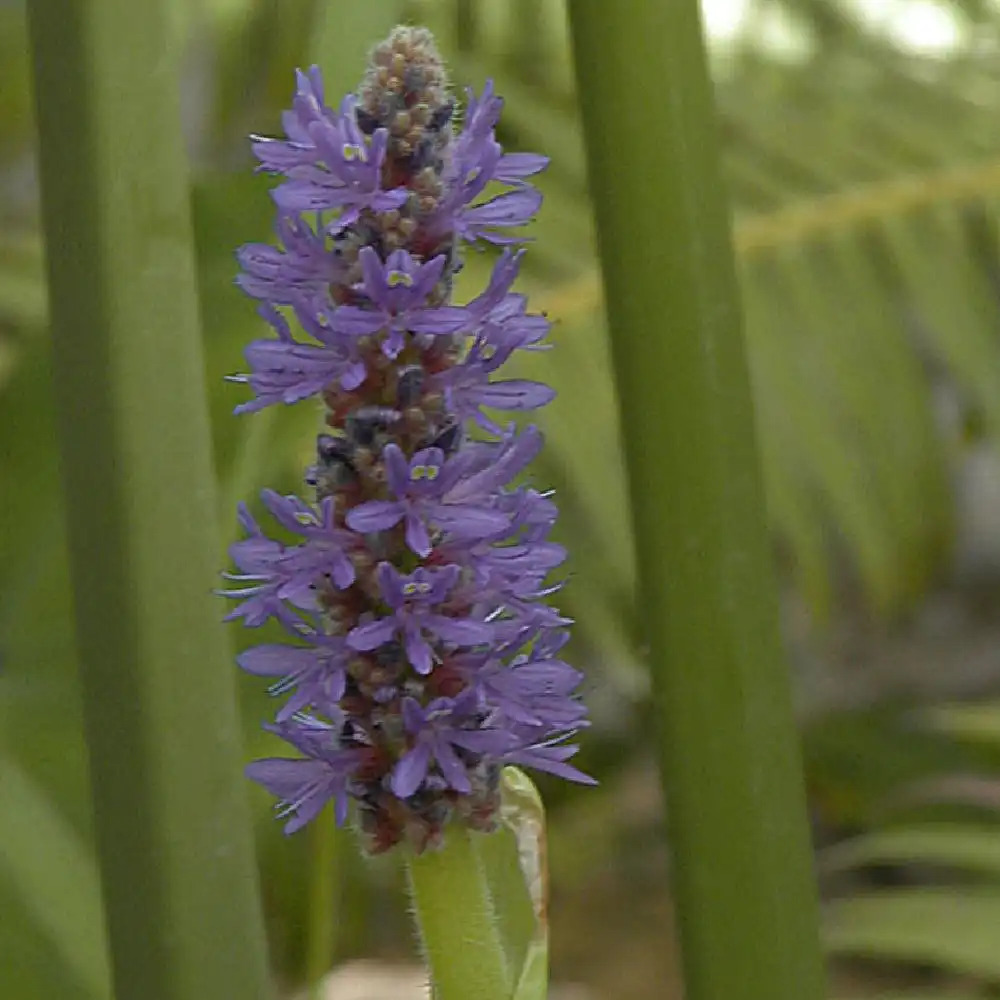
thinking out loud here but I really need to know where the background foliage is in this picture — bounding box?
[6,0,1000,997]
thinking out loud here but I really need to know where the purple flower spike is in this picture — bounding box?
[226,28,590,852]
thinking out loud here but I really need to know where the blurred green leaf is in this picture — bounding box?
[923,704,1000,749]
[822,823,1000,878]
[0,755,110,999]
[832,995,986,1000]
[825,889,1000,978]
[0,229,46,333]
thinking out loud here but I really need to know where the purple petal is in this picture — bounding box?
[495,152,549,183]
[391,743,432,798]
[403,621,434,675]
[371,188,409,212]
[434,741,472,794]
[376,561,405,607]
[411,254,449,300]
[330,553,356,590]
[427,504,510,541]
[346,616,398,651]
[408,306,471,336]
[383,444,412,496]
[238,644,310,677]
[459,188,543,238]
[422,613,493,647]
[475,379,556,411]
[273,180,342,212]
[359,246,388,304]
[401,696,426,733]
[504,744,597,785]
[346,500,405,533]
[330,305,385,337]
[404,510,432,558]
[245,758,333,833]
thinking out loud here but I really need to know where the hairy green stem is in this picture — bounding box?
[566,3,827,999]
[406,829,512,1000]
[26,2,272,998]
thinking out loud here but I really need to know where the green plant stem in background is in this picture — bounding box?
[407,829,512,1000]
[454,0,479,51]
[26,2,272,999]
[566,3,827,1000]
[306,807,340,997]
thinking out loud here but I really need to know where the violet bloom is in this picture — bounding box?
[220,503,313,627]
[259,489,357,592]
[392,692,513,798]
[254,87,407,230]
[347,563,492,675]
[432,132,543,246]
[500,731,596,786]
[238,624,348,722]
[346,443,509,556]
[236,214,345,305]
[246,717,362,830]
[437,339,556,434]
[229,302,365,414]
[329,248,470,358]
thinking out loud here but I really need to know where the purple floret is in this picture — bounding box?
[254,86,408,231]
[391,692,510,798]
[246,716,363,829]
[329,248,471,358]
[346,443,510,556]
[347,564,493,675]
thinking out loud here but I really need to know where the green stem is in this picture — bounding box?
[305,806,340,996]
[566,3,827,1000]
[455,0,479,52]
[406,829,512,1000]
[26,3,272,999]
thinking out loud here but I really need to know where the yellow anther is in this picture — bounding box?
[342,142,365,162]
[387,270,414,288]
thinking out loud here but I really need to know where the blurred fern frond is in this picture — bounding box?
[406,0,1000,650]
[822,701,1000,996]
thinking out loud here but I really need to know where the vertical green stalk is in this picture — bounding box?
[454,0,479,51]
[305,807,339,996]
[510,0,546,85]
[406,829,511,1000]
[566,4,827,1000]
[27,3,272,1000]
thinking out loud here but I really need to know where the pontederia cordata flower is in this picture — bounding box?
[223,25,592,855]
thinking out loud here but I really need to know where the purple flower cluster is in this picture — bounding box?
[224,26,591,853]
